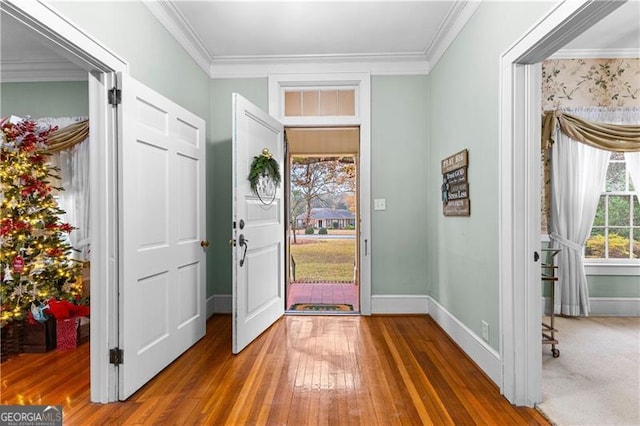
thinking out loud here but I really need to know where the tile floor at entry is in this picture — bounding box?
[287,282,359,312]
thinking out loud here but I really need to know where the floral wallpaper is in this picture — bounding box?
[542,58,640,111]
[541,58,640,232]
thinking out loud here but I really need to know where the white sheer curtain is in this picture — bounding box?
[626,152,640,199]
[549,107,629,316]
[39,117,90,261]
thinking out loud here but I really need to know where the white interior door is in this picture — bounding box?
[119,74,206,399]
[232,93,285,354]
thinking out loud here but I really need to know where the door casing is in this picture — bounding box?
[268,73,372,314]
[285,128,361,308]
[2,0,126,403]
[498,0,627,407]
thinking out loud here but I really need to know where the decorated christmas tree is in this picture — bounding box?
[0,117,82,326]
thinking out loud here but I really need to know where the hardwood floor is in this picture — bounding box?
[1,315,549,425]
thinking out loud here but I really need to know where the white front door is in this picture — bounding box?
[232,93,285,354]
[119,75,206,399]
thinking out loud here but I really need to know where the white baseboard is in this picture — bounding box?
[427,297,501,386]
[207,294,232,317]
[542,297,640,316]
[370,294,429,314]
[206,295,216,318]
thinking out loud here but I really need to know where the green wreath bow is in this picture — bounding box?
[248,148,281,194]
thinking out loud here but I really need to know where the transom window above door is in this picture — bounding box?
[284,89,355,117]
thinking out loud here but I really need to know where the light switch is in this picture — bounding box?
[374,198,386,210]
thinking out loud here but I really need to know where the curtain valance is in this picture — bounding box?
[46,119,89,153]
[542,110,640,152]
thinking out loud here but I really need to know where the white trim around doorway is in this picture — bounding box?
[268,73,372,315]
[2,0,127,403]
[498,0,628,407]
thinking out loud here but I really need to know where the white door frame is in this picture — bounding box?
[268,73,372,315]
[2,0,127,403]
[498,0,627,407]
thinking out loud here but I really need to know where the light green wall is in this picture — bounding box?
[545,276,640,298]
[209,79,268,295]
[427,1,554,350]
[1,82,88,118]
[371,75,429,294]
[587,275,640,297]
[52,2,209,119]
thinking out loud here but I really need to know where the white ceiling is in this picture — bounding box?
[0,11,88,82]
[178,2,456,58]
[1,1,639,82]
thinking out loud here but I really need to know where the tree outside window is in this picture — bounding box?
[290,156,355,226]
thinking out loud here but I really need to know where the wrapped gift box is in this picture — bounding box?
[23,317,57,353]
[56,317,78,351]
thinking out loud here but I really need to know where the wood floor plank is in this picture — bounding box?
[0,315,549,425]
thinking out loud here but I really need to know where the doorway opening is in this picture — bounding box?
[285,127,360,314]
[0,1,126,402]
[498,0,630,408]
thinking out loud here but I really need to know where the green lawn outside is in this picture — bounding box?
[289,239,355,282]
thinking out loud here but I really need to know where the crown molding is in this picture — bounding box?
[424,0,482,68]
[210,53,430,78]
[1,59,87,82]
[549,48,640,59]
[142,0,213,76]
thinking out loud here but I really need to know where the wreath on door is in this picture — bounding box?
[248,148,281,205]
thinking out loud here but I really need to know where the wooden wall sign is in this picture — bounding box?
[441,149,470,216]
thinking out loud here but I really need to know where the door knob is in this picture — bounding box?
[200,240,210,248]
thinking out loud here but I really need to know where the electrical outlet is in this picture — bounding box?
[481,321,490,342]
[374,198,386,210]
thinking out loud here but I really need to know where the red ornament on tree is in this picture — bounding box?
[13,256,24,273]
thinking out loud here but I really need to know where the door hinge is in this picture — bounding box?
[108,87,121,106]
[109,348,124,365]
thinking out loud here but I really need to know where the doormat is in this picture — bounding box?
[288,303,354,312]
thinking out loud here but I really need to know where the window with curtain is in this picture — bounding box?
[544,106,640,315]
[586,152,640,261]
